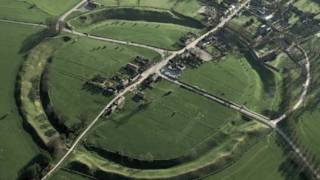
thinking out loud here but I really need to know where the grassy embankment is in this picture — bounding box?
[61,120,268,179]
[47,36,161,130]
[18,36,65,146]
[68,8,205,50]
[0,22,43,179]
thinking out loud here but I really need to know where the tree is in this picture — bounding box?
[18,164,41,180]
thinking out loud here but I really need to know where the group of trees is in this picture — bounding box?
[18,152,52,180]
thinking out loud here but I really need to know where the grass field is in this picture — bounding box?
[291,36,320,162]
[48,36,161,129]
[51,169,92,180]
[180,53,269,113]
[0,22,42,180]
[0,0,49,23]
[96,0,203,19]
[29,0,81,16]
[0,0,81,23]
[87,20,201,50]
[69,7,204,50]
[56,121,269,179]
[85,80,243,160]
[204,134,290,180]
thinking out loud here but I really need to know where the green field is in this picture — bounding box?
[29,0,81,16]
[51,169,92,180]
[96,0,203,19]
[0,0,49,23]
[0,22,42,180]
[291,36,320,162]
[88,20,200,50]
[86,80,243,160]
[69,7,204,50]
[48,36,161,129]
[204,134,292,180]
[180,53,270,113]
[0,0,81,23]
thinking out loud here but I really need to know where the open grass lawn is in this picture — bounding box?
[204,134,289,180]
[89,20,201,50]
[0,0,49,23]
[293,0,320,14]
[86,80,242,160]
[48,36,160,129]
[0,0,81,23]
[29,0,81,16]
[0,22,42,179]
[180,53,266,112]
[97,0,203,18]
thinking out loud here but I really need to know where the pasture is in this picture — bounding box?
[0,22,42,180]
[0,0,49,23]
[48,36,161,129]
[69,7,204,50]
[96,0,203,19]
[58,121,268,179]
[180,53,265,112]
[292,36,320,162]
[0,0,81,23]
[89,20,201,50]
[86,80,242,160]
[29,0,81,16]
[204,134,291,180]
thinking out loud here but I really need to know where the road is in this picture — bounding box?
[1,0,317,178]
[0,19,46,28]
[41,1,250,179]
[0,19,168,57]
[271,43,311,124]
[64,29,168,55]
[59,0,87,22]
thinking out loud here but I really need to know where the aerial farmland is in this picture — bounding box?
[0,0,320,180]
